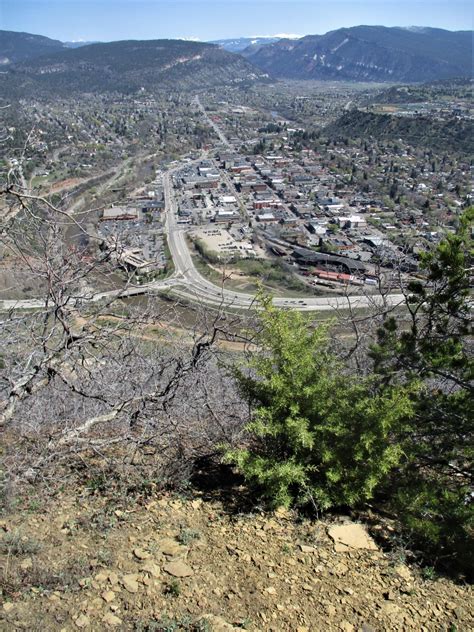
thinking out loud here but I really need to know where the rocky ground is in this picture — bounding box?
[0,484,472,631]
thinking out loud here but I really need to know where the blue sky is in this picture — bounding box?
[1,1,472,42]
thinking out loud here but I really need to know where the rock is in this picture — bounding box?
[201,615,239,631]
[74,614,90,628]
[121,574,139,593]
[94,571,109,583]
[164,560,194,578]
[334,561,349,576]
[20,557,33,570]
[158,538,182,556]
[299,544,317,553]
[90,596,103,609]
[394,564,412,582]
[133,547,150,560]
[3,603,15,613]
[382,602,403,618]
[274,507,291,519]
[327,524,377,552]
[102,613,122,627]
[141,561,161,578]
[340,623,354,632]
[108,571,119,586]
[101,590,115,603]
[265,586,276,595]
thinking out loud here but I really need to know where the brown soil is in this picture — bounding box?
[1,488,472,631]
[49,178,84,193]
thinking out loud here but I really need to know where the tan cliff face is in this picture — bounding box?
[1,488,473,631]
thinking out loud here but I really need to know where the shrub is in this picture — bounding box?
[225,293,415,510]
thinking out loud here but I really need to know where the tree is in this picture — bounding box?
[0,156,244,494]
[225,294,414,510]
[370,208,473,575]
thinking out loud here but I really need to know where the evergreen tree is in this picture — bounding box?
[371,208,473,576]
[226,294,414,510]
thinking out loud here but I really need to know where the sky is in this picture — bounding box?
[1,0,472,42]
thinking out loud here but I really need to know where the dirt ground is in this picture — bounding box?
[1,483,472,632]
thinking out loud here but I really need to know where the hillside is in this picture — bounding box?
[0,30,66,64]
[1,38,268,97]
[1,485,473,631]
[368,78,473,104]
[244,26,472,82]
[325,109,474,155]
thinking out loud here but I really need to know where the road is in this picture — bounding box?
[0,138,406,314]
[192,95,231,148]
[159,171,406,312]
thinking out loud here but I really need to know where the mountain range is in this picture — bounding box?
[211,35,300,53]
[0,26,471,98]
[1,38,267,97]
[243,26,472,82]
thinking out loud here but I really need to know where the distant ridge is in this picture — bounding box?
[325,109,474,155]
[243,26,473,82]
[211,35,301,53]
[0,30,66,64]
[1,36,268,97]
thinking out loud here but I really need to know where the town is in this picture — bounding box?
[1,79,472,308]
[83,84,472,304]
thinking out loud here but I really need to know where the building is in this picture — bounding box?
[213,209,241,223]
[102,207,139,221]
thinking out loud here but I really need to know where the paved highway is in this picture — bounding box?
[192,95,231,148]
[160,172,406,312]
[0,157,406,314]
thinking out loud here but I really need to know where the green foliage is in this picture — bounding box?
[391,479,473,577]
[371,208,473,577]
[134,616,212,632]
[164,579,181,598]
[235,259,311,293]
[225,293,415,510]
[0,531,41,556]
[177,526,201,545]
[327,110,474,156]
[194,238,222,265]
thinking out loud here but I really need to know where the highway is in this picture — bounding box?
[0,154,406,315]
[159,171,406,312]
[192,95,231,148]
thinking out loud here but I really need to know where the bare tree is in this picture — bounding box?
[0,148,248,495]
